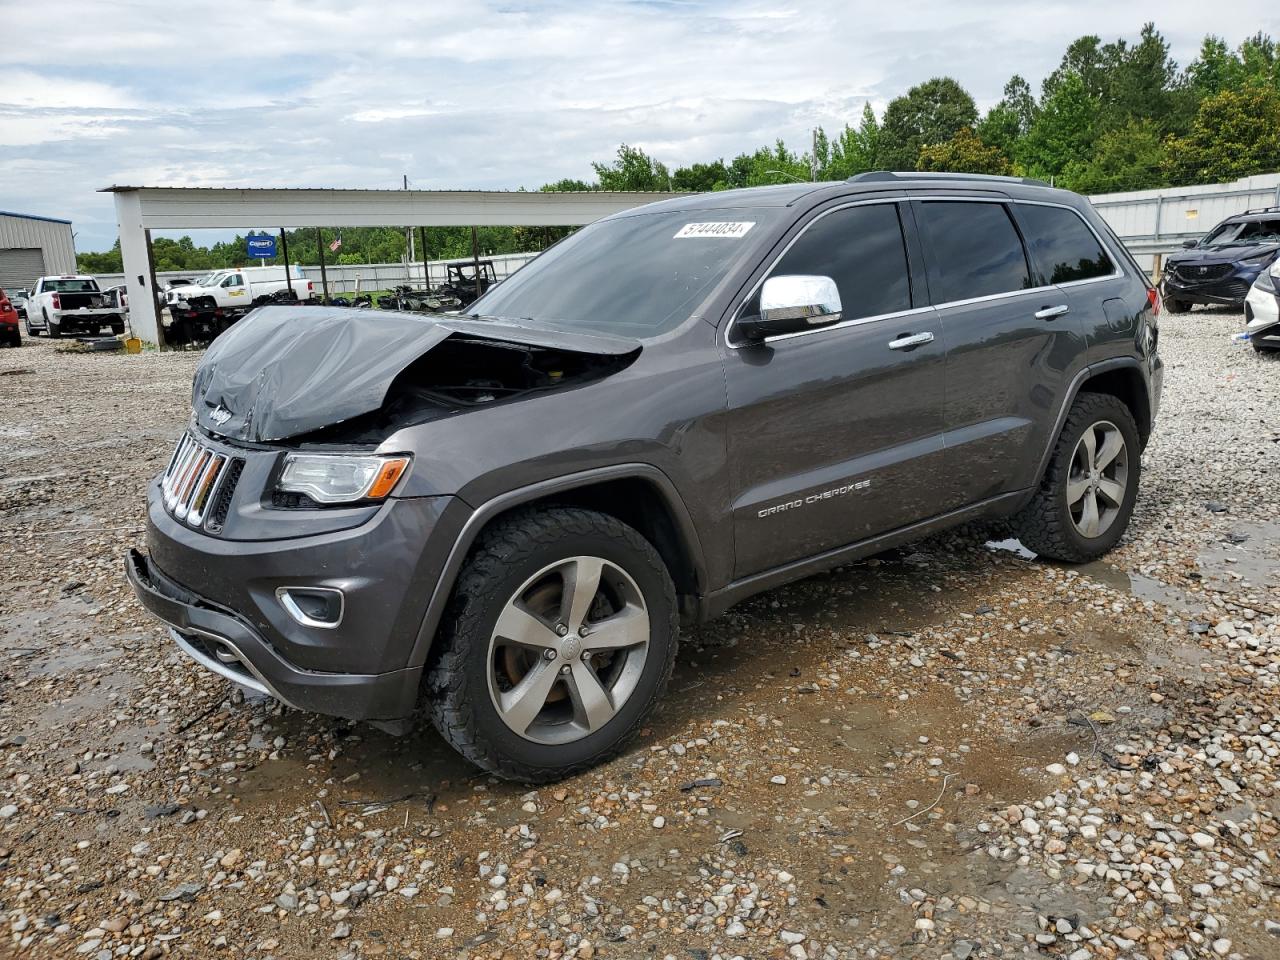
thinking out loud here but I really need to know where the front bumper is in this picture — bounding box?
[127,549,424,720]
[1245,284,1280,344]
[1161,265,1261,306]
[129,471,468,721]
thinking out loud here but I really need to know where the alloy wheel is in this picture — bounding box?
[1066,420,1129,539]
[486,556,650,745]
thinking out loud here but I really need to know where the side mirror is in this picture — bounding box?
[1181,239,1198,249]
[737,275,843,342]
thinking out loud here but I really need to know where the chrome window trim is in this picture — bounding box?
[725,197,911,349]
[725,193,1133,349]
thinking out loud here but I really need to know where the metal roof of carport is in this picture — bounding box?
[104,184,687,347]
[100,185,687,229]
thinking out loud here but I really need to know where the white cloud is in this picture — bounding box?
[1,0,1277,250]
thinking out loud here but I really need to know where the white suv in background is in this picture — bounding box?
[1245,263,1280,353]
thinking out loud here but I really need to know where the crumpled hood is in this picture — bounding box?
[1167,242,1280,266]
[191,306,638,443]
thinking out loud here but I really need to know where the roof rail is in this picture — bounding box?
[847,171,1052,188]
[1241,205,1280,216]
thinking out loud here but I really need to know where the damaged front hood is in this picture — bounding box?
[191,306,638,443]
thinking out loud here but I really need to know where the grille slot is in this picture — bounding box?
[160,433,243,532]
[1174,263,1231,282]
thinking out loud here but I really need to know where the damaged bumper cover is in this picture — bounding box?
[127,479,466,721]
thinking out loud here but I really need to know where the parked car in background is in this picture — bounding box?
[0,288,21,346]
[10,289,29,321]
[163,265,316,313]
[128,172,1163,782]
[1245,262,1280,353]
[1161,207,1280,312]
[25,275,125,337]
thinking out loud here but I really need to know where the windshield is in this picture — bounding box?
[43,278,99,293]
[200,273,226,287]
[465,207,782,337]
[1200,219,1280,248]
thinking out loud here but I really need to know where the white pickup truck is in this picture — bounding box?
[163,265,316,313]
[25,275,126,338]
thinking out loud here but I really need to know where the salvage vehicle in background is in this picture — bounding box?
[164,266,317,344]
[0,288,21,346]
[25,275,125,337]
[1245,262,1280,353]
[1161,207,1280,312]
[127,172,1163,783]
[10,289,29,321]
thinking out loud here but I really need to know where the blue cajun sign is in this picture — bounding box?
[246,234,277,259]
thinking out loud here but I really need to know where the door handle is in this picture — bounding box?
[1035,304,1071,320]
[888,331,934,350]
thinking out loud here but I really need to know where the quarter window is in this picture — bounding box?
[765,203,912,322]
[1016,204,1114,284]
[916,201,1031,302]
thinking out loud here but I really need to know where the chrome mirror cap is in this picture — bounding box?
[758,274,843,327]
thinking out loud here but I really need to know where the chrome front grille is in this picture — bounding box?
[161,433,242,530]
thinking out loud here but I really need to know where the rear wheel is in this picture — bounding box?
[427,507,678,782]
[1012,393,1141,562]
[44,310,61,338]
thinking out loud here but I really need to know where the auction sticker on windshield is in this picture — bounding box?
[674,221,755,239]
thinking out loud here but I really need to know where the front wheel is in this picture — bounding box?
[1012,393,1141,563]
[1164,297,1190,314]
[427,507,678,782]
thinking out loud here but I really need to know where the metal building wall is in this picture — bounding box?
[1089,173,1280,271]
[0,213,77,289]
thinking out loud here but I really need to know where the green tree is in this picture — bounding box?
[823,103,880,179]
[540,178,595,192]
[671,160,731,192]
[1163,83,1280,184]
[592,144,671,191]
[917,127,1012,175]
[978,75,1037,156]
[1017,72,1099,179]
[1186,32,1280,97]
[877,77,978,169]
[1060,119,1168,193]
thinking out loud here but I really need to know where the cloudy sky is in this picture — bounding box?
[1,0,1273,251]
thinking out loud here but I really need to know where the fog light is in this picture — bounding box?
[276,587,345,629]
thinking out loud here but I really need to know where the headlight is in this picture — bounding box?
[1240,252,1276,266]
[277,453,411,504]
[1256,269,1276,293]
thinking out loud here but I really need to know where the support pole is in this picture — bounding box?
[280,229,294,295]
[144,229,167,350]
[471,226,482,302]
[113,191,162,347]
[419,226,429,287]
[316,228,330,302]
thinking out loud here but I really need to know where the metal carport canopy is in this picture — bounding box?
[102,185,685,344]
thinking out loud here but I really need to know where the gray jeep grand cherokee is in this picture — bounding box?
[127,172,1163,782]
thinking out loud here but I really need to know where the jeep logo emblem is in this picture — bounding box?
[210,404,233,426]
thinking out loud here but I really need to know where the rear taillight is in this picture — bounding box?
[51,293,61,310]
[1146,286,1160,318]
[307,281,314,292]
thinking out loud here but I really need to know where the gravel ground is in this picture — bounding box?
[1,310,1278,960]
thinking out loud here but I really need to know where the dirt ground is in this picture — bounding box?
[1,311,1278,960]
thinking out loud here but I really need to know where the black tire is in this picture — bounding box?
[426,506,678,783]
[1255,342,1279,354]
[24,318,37,337]
[45,310,61,338]
[1164,297,1190,314]
[1012,392,1142,563]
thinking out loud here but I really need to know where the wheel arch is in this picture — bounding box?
[1018,358,1151,516]
[406,464,707,670]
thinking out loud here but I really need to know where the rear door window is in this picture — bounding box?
[916,201,1031,303]
[1016,203,1114,284]
[764,202,912,322]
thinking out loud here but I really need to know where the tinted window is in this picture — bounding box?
[766,203,912,321]
[1017,204,1114,283]
[917,201,1030,302]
